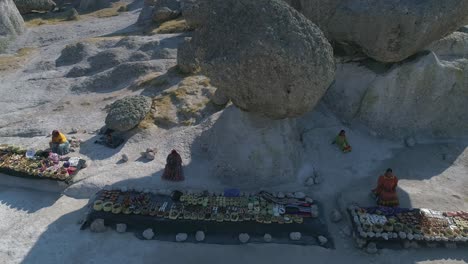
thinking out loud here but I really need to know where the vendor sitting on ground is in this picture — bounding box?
[372,168,399,207]
[49,130,70,155]
[332,130,352,153]
[162,149,184,182]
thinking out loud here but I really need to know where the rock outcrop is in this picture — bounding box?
[0,0,25,51]
[105,95,152,132]
[284,0,468,62]
[13,0,56,14]
[181,0,335,119]
[324,51,468,138]
[427,31,468,59]
[137,0,181,26]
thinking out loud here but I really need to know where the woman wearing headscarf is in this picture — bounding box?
[162,149,184,181]
[372,168,399,207]
[49,130,70,155]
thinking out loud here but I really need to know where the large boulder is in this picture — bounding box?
[427,31,468,59]
[284,0,468,62]
[182,0,335,119]
[13,0,56,14]
[0,0,25,51]
[324,51,468,138]
[105,95,152,132]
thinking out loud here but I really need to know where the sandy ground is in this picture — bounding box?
[0,2,467,263]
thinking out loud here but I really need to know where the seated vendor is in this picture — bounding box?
[372,168,399,207]
[332,130,352,153]
[49,130,70,155]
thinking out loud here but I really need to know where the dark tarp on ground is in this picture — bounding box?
[82,192,334,248]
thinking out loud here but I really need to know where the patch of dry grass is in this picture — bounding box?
[152,18,192,34]
[86,2,128,18]
[0,48,36,72]
[24,10,77,27]
[138,112,156,129]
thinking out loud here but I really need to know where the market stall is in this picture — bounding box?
[0,145,86,184]
[82,189,333,247]
[348,205,468,247]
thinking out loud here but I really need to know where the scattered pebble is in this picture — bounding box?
[196,231,205,242]
[90,219,106,233]
[176,233,188,242]
[318,235,328,245]
[263,234,272,242]
[289,232,301,241]
[116,223,127,233]
[145,151,155,161]
[239,233,250,243]
[143,229,154,240]
[405,137,416,147]
[121,154,129,162]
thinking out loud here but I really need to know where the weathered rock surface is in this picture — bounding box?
[202,106,301,186]
[285,0,468,62]
[152,6,179,23]
[79,0,111,12]
[324,51,468,138]
[105,95,152,132]
[56,42,98,67]
[177,37,198,74]
[0,0,25,51]
[13,0,56,14]
[183,0,335,119]
[427,31,468,59]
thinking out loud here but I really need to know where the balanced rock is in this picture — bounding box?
[195,231,205,242]
[105,96,152,132]
[239,233,250,244]
[0,0,25,51]
[90,219,106,233]
[285,0,468,62]
[183,0,335,119]
[324,52,468,138]
[13,0,56,14]
[143,228,154,240]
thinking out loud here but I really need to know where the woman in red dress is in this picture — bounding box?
[372,168,399,207]
[162,150,184,182]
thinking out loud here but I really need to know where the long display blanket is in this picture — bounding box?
[82,189,333,247]
[349,206,468,245]
[0,145,85,184]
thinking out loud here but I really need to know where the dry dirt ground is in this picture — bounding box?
[0,1,467,263]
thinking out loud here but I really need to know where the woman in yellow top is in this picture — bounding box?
[49,130,70,155]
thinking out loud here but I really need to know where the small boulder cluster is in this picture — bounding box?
[137,0,182,26]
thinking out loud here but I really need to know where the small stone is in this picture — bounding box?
[305,177,315,186]
[294,192,306,199]
[366,242,378,254]
[196,231,205,242]
[277,192,285,198]
[90,219,106,233]
[405,137,416,147]
[143,228,154,240]
[176,233,188,242]
[318,235,328,245]
[289,232,302,241]
[330,209,343,223]
[239,233,250,243]
[145,151,155,161]
[66,8,79,21]
[121,154,129,162]
[146,148,156,153]
[70,128,79,134]
[116,223,127,233]
[263,234,272,242]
